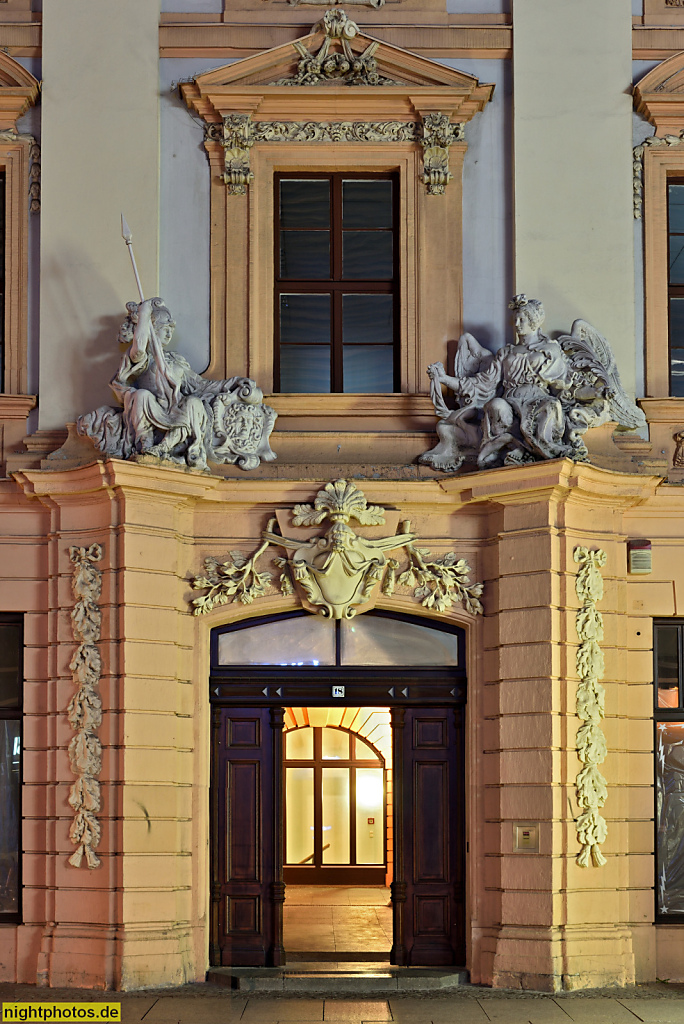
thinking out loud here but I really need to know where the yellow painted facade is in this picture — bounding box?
[2,0,684,995]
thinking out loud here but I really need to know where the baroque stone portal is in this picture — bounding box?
[77,297,277,471]
[420,294,646,473]
[190,479,484,620]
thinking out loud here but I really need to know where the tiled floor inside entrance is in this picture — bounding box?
[284,885,392,955]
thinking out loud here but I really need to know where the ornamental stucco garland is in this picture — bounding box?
[633,132,684,218]
[189,479,483,620]
[574,546,608,868]
[67,544,104,869]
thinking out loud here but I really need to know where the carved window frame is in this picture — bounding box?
[642,147,684,398]
[0,134,35,397]
[636,55,684,401]
[181,24,493,430]
[201,137,466,429]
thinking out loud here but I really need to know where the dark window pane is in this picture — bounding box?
[343,345,394,392]
[657,721,684,914]
[672,349,684,397]
[657,625,680,708]
[0,719,20,914]
[280,345,331,392]
[343,294,393,345]
[670,235,684,284]
[0,622,21,709]
[280,179,330,229]
[671,299,684,396]
[280,294,331,347]
[280,231,330,279]
[670,185,684,233]
[343,180,392,229]
[342,232,393,280]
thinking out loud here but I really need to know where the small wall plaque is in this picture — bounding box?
[514,823,540,853]
[332,685,345,698]
[627,539,652,575]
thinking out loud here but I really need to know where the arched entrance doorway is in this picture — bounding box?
[209,610,467,969]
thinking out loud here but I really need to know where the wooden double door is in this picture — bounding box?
[211,704,465,968]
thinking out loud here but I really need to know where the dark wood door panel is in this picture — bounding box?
[414,761,448,883]
[391,707,465,968]
[212,707,285,967]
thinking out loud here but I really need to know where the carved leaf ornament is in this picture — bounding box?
[573,546,609,868]
[205,10,463,197]
[190,480,483,620]
[67,544,104,869]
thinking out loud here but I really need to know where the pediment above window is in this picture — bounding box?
[0,51,39,131]
[634,52,684,134]
[181,9,493,125]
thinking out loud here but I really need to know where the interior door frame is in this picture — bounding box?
[209,610,467,968]
[283,723,388,885]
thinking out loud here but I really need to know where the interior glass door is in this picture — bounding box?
[284,725,386,884]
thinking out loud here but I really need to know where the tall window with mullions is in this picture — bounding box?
[668,184,684,395]
[274,172,399,393]
[0,614,22,922]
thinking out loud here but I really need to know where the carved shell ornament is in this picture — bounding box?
[189,480,484,620]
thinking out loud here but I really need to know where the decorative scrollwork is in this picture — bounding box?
[252,120,419,143]
[574,546,608,868]
[420,113,464,195]
[189,480,484,620]
[222,113,254,196]
[67,544,104,869]
[273,11,398,87]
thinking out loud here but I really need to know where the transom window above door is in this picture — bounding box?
[275,173,398,394]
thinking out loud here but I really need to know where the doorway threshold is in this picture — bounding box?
[206,964,469,994]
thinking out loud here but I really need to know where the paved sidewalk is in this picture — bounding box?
[2,984,684,1024]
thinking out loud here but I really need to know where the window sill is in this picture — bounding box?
[268,392,436,432]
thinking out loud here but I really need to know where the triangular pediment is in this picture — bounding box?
[182,9,493,124]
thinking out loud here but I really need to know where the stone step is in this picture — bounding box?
[207,964,469,994]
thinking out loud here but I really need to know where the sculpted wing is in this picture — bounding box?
[559,319,646,430]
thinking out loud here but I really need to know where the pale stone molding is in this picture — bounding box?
[189,478,483,619]
[67,543,104,870]
[573,546,608,869]
[420,295,645,473]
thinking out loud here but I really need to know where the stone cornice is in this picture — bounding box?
[436,458,662,510]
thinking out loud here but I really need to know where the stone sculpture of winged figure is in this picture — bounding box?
[420,294,646,473]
